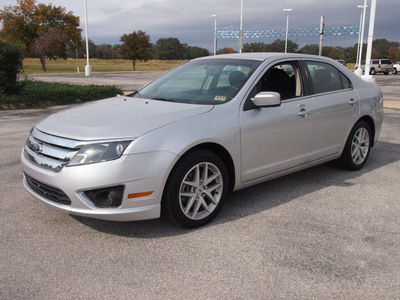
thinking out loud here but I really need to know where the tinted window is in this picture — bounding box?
[253,62,303,100]
[306,61,344,94]
[381,60,392,65]
[340,73,352,89]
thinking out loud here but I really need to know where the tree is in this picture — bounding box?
[322,46,340,60]
[119,30,152,71]
[298,44,319,55]
[0,0,82,70]
[186,46,210,59]
[32,28,70,71]
[371,39,400,58]
[243,39,298,53]
[243,42,269,52]
[0,0,37,55]
[218,48,236,54]
[153,37,185,60]
[0,40,23,94]
[387,46,400,62]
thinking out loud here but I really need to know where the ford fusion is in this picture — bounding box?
[21,53,384,228]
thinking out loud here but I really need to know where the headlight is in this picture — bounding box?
[68,140,132,166]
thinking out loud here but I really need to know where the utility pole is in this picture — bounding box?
[283,9,293,53]
[362,0,377,82]
[319,16,325,56]
[84,0,92,76]
[212,15,217,55]
[239,0,244,53]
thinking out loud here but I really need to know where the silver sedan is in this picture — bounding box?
[21,53,384,228]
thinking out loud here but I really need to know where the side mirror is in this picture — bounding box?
[251,92,281,107]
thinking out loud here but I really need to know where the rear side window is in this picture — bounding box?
[306,61,347,94]
[340,73,352,89]
[381,60,392,65]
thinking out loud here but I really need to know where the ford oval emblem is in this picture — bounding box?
[31,143,42,153]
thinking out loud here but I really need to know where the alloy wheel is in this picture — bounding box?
[351,127,370,165]
[179,162,223,220]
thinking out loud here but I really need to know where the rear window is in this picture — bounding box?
[381,60,393,65]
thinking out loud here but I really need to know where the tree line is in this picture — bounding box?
[243,39,400,64]
[70,37,210,62]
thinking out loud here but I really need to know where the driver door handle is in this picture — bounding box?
[297,108,313,118]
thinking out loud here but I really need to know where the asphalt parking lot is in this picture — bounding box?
[1,73,399,299]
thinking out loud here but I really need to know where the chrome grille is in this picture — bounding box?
[23,127,82,172]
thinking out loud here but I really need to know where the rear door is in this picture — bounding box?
[304,60,359,162]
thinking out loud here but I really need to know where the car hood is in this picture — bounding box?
[36,96,213,140]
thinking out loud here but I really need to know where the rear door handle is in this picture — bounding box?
[348,98,359,106]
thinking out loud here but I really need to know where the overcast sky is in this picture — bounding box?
[2,0,400,51]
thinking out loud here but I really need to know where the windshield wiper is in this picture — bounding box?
[126,90,141,98]
[151,97,177,102]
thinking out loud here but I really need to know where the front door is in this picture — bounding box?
[240,61,314,183]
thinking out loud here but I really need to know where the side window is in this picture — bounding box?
[340,73,352,89]
[254,62,303,101]
[306,61,344,94]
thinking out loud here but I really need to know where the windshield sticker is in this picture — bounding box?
[214,96,227,102]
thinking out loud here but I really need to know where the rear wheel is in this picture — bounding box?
[162,150,229,228]
[370,68,376,75]
[393,68,398,74]
[339,121,372,171]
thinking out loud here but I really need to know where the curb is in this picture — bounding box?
[384,100,400,110]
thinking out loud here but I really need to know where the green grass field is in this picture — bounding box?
[23,58,186,74]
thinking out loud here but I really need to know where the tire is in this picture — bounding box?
[162,149,229,228]
[370,68,376,75]
[339,121,372,171]
[393,68,398,75]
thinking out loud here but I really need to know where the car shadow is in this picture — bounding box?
[71,140,400,238]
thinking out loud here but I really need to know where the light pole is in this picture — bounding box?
[362,0,377,82]
[84,0,91,76]
[355,5,364,69]
[283,8,292,53]
[355,0,367,76]
[212,14,217,55]
[239,0,244,53]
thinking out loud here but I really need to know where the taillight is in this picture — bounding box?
[379,63,381,68]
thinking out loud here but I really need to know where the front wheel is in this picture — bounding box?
[339,121,372,171]
[393,68,398,74]
[162,150,229,228]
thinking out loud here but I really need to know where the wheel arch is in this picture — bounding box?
[170,142,236,193]
[357,115,376,147]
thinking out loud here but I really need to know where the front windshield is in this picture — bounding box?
[137,58,261,105]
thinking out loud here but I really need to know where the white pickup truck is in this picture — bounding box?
[392,62,400,74]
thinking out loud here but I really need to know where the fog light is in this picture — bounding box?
[83,186,124,208]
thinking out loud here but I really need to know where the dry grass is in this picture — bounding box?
[22,58,186,74]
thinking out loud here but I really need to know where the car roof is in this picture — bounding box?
[193,52,335,62]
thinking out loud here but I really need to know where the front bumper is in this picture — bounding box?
[21,149,178,221]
